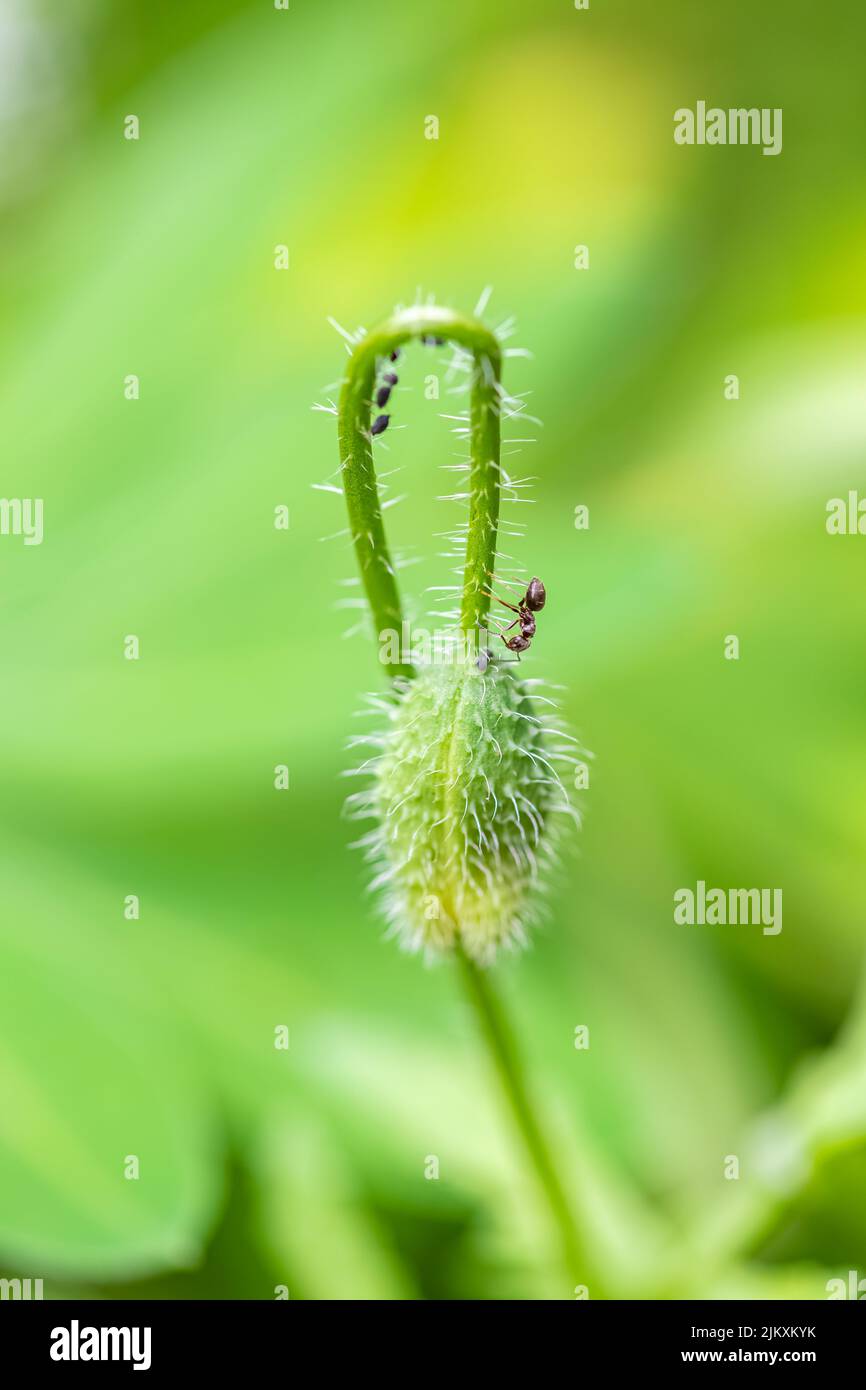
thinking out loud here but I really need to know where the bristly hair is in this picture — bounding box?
[319,293,587,962]
[342,657,588,965]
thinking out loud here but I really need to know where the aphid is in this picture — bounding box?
[384,371,398,386]
[389,349,399,361]
[376,385,392,408]
[371,414,390,436]
[482,575,547,658]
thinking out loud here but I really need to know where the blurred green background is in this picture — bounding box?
[1,0,865,1300]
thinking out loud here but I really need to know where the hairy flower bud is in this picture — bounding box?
[348,657,578,965]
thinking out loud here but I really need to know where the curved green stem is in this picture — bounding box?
[456,943,604,1297]
[337,304,598,1292]
[338,305,502,681]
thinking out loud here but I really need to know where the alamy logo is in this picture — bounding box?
[674,102,782,156]
[0,497,43,545]
[378,622,487,667]
[827,1270,866,1299]
[50,1320,151,1372]
[0,1277,43,1299]
[674,881,782,936]
[826,491,866,535]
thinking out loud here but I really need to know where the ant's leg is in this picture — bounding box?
[481,587,520,615]
[481,586,519,611]
[486,567,526,586]
[486,569,528,598]
[483,615,514,638]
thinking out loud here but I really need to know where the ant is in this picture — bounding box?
[482,574,546,657]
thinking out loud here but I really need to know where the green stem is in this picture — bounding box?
[456,943,603,1297]
[338,305,502,681]
[338,303,599,1291]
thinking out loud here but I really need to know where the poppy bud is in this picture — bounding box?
[351,656,576,964]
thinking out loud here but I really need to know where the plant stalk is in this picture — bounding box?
[456,942,603,1296]
[337,302,598,1291]
[338,305,502,681]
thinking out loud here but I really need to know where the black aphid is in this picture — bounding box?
[389,349,399,361]
[371,414,390,436]
[376,385,392,408]
[384,371,398,386]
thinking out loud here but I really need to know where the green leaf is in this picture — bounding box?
[0,839,220,1279]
